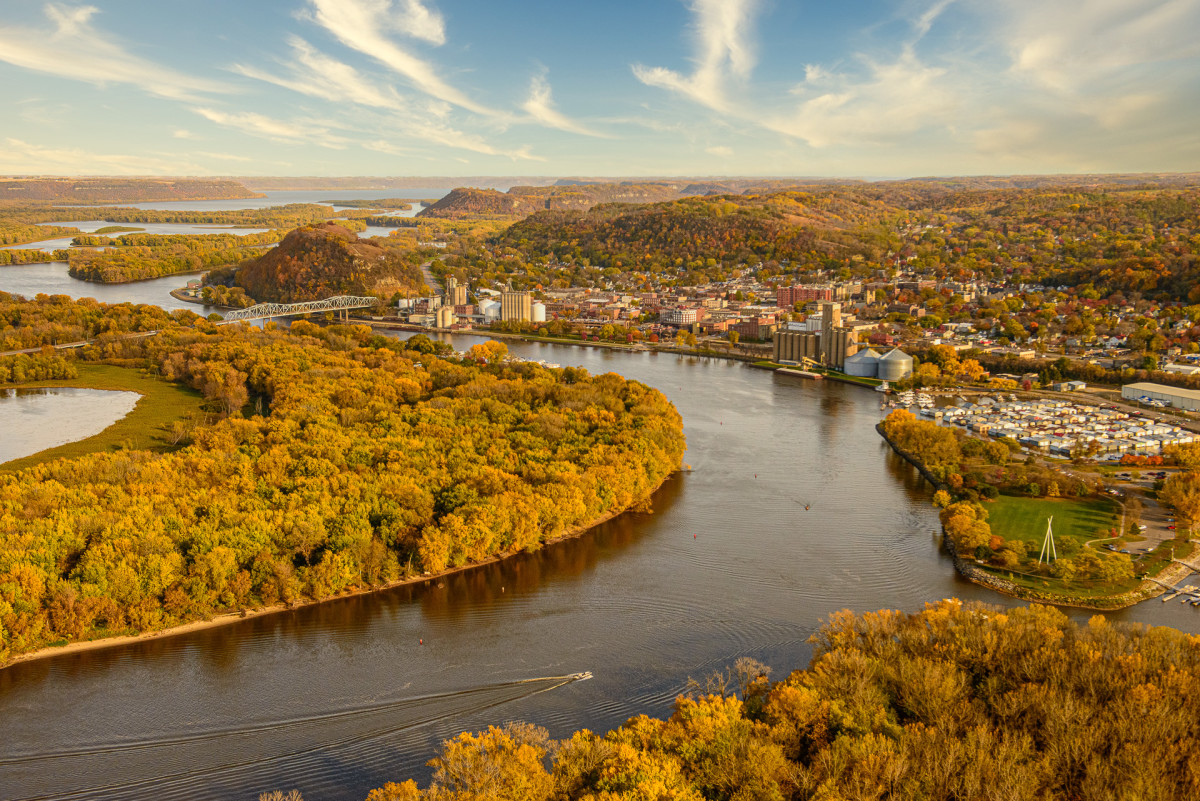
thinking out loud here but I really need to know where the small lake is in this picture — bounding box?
[0,387,140,463]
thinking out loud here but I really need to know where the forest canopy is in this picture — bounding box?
[0,299,685,662]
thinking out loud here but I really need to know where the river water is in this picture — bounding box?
[2,243,1199,801]
[0,388,140,463]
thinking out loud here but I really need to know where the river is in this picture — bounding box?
[2,247,1199,801]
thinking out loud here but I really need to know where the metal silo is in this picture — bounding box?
[843,348,881,377]
[877,348,914,381]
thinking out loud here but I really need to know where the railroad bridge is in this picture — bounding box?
[222,296,378,322]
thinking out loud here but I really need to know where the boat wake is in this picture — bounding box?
[2,673,590,801]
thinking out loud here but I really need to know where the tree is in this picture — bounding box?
[728,330,740,345]
[1160,471,1200,534]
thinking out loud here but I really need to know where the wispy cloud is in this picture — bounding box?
[234,35,406,110]
[766,51,956,147]
[191,107,349,149]
[633,0,761,112]
[302,0,497,116]
[0,3,228,101]
[521,73,608,137]
[0,138,210,175]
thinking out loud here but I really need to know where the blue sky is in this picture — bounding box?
[1,0,1198,177]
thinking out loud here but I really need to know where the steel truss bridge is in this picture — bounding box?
[222,296,378,322]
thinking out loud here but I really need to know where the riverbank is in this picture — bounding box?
[363,319,803,368]
[0,469,678,670]
[876,421,1179,610]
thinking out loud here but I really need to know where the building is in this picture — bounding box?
[877,349,914,381]
[1121,382,1200,411]
[435,306,457,328]
[1164,363,1200,376]
[777,284,834,306]
[500,291,532,322]
[445,276,468,307]
[844,348,881,377]
[661,308,699,326]
[825,328,858,369]
[773,330,821,363]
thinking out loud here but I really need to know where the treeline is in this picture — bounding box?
[71,230,288,249]
[0,291,195,352]
[0,222,80,246]
[67,244,265,284]
[0,301,685,661]
[0,248,71,266]
[6,204,374,229]
[322,199,413,209]
[365,601,1200,800]
[0,352,78,384]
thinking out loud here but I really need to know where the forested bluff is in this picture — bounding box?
[0,296,685,663]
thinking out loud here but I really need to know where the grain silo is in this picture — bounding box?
[843,348,881,377]
[877,348,914,381]
[479,299,501,322]
[531,302,547,323]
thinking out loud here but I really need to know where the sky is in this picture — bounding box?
[0,0,1198,178]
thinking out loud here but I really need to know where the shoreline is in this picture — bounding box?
[1,470,677,671]
[875,421,1172,610]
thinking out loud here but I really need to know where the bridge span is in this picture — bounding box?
[222,296,378,322]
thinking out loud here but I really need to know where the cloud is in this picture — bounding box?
[0,138,210,175]
[705,146,733,156]
[191,107,349,149]
[521,73,607,137]
[234,36,406,110]
[997,0,1200,126]
[303,0,496,115]
[173,129,199,139]
[767,51,957,147]
[0,3,228,101]
[633,0,761,112]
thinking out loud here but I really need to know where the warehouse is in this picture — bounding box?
[1121,382,1200,411]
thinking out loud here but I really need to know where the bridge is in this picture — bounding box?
[222,296,379,322]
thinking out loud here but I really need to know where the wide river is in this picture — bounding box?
[2,256,1199,801]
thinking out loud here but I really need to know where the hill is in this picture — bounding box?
[418,182,712,219]
[497,190,907,274]
[230,222,426,303]
[0,178,261,203]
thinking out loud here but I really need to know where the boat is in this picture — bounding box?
[875,381,890,393]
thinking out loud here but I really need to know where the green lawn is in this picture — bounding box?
[985,493,1120,559]
[1,363,207,472]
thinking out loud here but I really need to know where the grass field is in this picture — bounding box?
[985,493,1120,559]
[1,363,207,472]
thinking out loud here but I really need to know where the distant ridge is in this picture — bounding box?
[0,177,261,203]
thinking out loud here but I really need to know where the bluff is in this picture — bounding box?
[231,222,425,303]
[418,183,695,219]
[0,178,261,203]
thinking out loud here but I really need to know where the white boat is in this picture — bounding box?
[875,381,890,393]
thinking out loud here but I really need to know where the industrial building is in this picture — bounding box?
[1121,382,1200,411]
[500,291,532,322]
[843,348,882,377]
[445,276,468,307]
[877,349,914,381]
